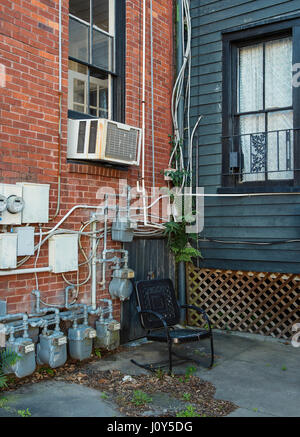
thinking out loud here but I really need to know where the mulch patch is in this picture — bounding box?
[0,347,237,417]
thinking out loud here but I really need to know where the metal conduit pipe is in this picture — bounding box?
[29,308,61,332]
[30,290,63,331]
[99,299,113,321]
[64,285,75,309]
[105,249,129,267]
[64,286,99,325]
[22,314,29,338]
[0,267,52,277]
[102,195,108,291]
[65,304,89,325]
[0,313,29,338]
[2,310,77,329]
[59,308,88,326]
[0,312,29,323]
[91,216,98,310]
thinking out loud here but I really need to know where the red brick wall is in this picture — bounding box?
[0,0,173,319]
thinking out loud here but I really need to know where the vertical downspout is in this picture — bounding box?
[150,0,155,188]
[51,0,62,220]
[91,217,97,310]
[176,0,186,324]
[141,0,147,225]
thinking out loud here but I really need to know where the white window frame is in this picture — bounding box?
[68,0,115,119]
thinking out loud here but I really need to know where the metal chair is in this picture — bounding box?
[131,279,214,374]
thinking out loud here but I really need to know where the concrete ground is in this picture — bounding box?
[0,331,299,417]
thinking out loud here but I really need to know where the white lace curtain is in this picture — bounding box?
[238,37,293,182]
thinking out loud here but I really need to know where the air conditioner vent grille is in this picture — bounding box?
[105,122,138,162]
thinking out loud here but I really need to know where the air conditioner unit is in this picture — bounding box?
[67,118,141,166]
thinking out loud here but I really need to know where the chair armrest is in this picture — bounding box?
[180,304,212,332]
[137,308,171,341]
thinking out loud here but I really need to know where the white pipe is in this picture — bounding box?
[141,0,147,226]
[189,116,203,186]
[0,267,52,276]
[44,205,102,236]
[101,196,108,291]
[142,0,146,183]
[58,0,62,92]
[91,218,98,311]
[52,0,63,220]
[141,191,300,212]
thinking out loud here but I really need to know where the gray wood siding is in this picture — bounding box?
[190,0,300,273]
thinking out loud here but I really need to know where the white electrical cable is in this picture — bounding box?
[61,221,107,289]
[188,115,203,183]
[34,227,43,290]
[169,0,192,192]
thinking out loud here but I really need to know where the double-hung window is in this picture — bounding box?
[68,0,124,121]
[222,18,300,190]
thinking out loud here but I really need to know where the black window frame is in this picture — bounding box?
[221,15,300,193]
[68,0,125,124]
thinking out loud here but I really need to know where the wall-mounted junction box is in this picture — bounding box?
[0,184,23,225]
[16,182,50,223]
[49,234,78,273]
[15,226,35,256]
[0,233,17,269]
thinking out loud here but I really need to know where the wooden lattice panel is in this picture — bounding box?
[186,264,300,339]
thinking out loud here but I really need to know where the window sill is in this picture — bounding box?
[217,185,300,194]
[67,161,128,179]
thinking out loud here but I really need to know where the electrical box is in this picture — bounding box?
[16,182,50,223]
[0,233,17,269]
[49,234,78,273]
[0,184,23,225]
[111,219,136,243]
[15,226,35,256]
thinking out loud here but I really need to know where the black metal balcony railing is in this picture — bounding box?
[222,128,298,181]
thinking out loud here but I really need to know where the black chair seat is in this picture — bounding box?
[147,328,210,344]
[131,279,214,374]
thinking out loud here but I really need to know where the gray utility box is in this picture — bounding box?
[68,325,96,361]
[37,331,67,368]
[4,337,36,378]
[95,319,120,351]
[111,219,135,242]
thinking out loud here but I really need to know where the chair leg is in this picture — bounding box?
[130,359,155,373]
[172,336,214,370]
[209,334,214,369]
[168,339,173,375]
[130,358,172,373]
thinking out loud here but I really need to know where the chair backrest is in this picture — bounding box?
[135,279,180,330]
